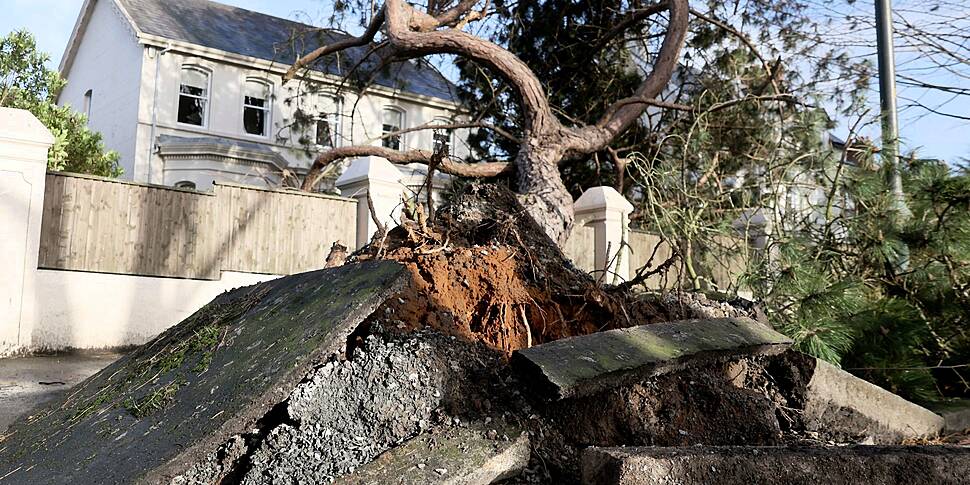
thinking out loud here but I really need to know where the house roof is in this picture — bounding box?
[80,0,458,102]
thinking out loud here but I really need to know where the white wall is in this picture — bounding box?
[32,270,278,351]
[58,0,144,177]
[0,109,52,356]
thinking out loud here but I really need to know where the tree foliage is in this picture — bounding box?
[0,29,121,177]
[453,0,867,198]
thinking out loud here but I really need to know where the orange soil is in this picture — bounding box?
[373,243,656,354]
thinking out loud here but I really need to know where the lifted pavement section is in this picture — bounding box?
[804,359,944,443]
[582,446,970,485]
[0,261,408,485]
[511,317,792,400]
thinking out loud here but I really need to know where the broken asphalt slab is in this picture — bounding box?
[334,422,529,485]
[511,317,792,400]
[0,261,408,484]
[582,445,970,485]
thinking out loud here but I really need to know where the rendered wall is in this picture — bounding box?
[57,0,144,176]
[31,269,278,350]
[0,109,52,355]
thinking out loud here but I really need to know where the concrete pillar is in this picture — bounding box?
[0,108,53,355]
[574,186,635,282]
[335,156,405,249]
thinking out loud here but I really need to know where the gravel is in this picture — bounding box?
[172,330,506,485]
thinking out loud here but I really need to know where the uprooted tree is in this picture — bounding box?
[284,0,689,246]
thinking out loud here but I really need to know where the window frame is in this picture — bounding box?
[176,65,212,128]
[381,106,406,151]
[314,95,343,149]
[82,89,93,120]
[242,77,273,138]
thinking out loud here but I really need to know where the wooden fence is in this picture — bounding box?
[38,172,357,280]
[563,224,596,273]
[628,230,750,291]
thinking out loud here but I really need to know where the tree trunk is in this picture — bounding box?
[514,139,573,246]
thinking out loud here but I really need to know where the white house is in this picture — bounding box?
[56,0,470,191]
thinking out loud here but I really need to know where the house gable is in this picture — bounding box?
[59,0,141,82]
[57,0,146,177]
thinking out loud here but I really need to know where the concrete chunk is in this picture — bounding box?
[511,317,792,400]
[0,261,409,485]
[335,423,530,485]
[804,359,944,443]
[582,445,970,485]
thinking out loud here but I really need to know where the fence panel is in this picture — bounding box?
[214,183,356,275]
[38,174,357,279]
[563,224,596,274]
[38,172,219,279]
[627,230,686,289]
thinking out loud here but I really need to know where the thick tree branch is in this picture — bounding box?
[301,145,511,191]
[567,0,688,156]
[383,0,560,136]
[285,0,691,245]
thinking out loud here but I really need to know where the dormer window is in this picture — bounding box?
[178,66,209,126]
[432,117,453,155]
[243,79,272,136]
[381,107,404,150]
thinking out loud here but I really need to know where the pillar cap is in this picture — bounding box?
[574,186,634,215]
[335,156,404,189]
[0,108,54,147]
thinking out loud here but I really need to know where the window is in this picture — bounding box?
[174,181,196,190]
[432,118,453,155]
[178,67,209,126]
[243,79,271,136]
[314,96,342,148]
[82,89,93,120]
[381,107,404,150]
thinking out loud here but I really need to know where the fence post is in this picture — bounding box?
[574,186,634,282]
[335,156,405,249]
[0,108,53,355]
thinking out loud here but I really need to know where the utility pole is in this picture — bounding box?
[875,0,910,271]
[875,0,906,211]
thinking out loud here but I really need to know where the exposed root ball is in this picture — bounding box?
[353,184,672,353]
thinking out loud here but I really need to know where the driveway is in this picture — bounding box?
[0,352,122,432]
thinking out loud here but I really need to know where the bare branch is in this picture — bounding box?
[372,120,521,145]
[283,9,386,82]
[590,2,668,52]
[688,8,780,96]
[434,0,481,26]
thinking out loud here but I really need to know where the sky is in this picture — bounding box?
[2,0,967,164]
